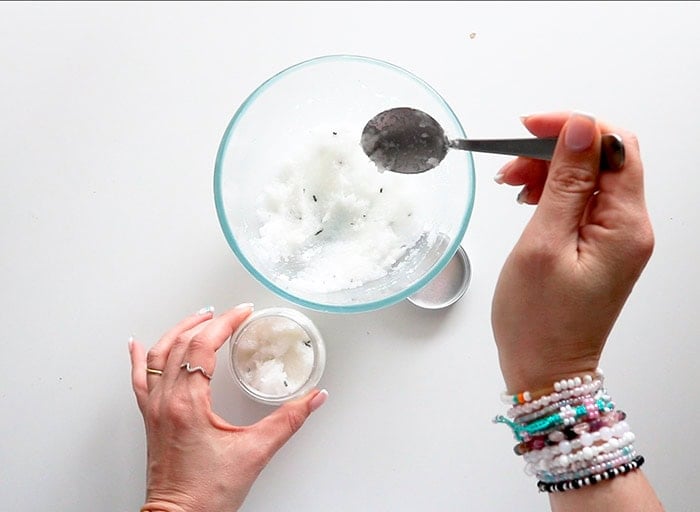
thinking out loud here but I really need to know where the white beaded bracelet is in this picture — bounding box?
[537,447,638,480]
[523,421,631,464]
[536,448,639,482]
[507,379,605,419]
[500,369,604,407]
[548,431,636,469]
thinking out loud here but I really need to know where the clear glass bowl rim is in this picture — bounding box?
[214,54,475,313]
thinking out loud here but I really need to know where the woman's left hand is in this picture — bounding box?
[129,303,328,512]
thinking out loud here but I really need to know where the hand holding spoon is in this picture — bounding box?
[361,107,625,174]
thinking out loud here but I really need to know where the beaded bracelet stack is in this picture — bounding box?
[493,369,645,493]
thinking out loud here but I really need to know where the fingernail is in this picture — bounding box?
[565,111,596,152]
[309,389,328,412]
[519,112,542,124]
[236,302,254,311]
[197,305,215,315]
[494,160,514,184]
[128,335,134,352]
[516,186,528,204]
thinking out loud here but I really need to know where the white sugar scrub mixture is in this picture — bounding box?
[234,316,314,396]
[253,127,430,294]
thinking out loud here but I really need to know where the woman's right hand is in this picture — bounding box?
[491,112,655,394]
[491,112,662,511]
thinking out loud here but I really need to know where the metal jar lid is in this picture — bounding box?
[407,245,471,309]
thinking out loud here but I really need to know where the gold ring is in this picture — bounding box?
[146,368,164,376]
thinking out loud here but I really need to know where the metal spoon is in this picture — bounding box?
[361,107,625,174]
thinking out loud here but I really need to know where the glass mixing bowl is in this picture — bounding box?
[214,55,474,313]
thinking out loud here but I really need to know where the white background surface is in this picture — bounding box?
[1,2,698,511]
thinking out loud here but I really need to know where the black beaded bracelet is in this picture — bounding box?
[537,455,645,493]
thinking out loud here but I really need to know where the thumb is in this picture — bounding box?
[250,389,328,456]
[531,112,601,239]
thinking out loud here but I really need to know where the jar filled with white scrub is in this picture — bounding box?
[228,307,326,405]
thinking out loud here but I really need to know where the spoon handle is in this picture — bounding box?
[449,134,625,170]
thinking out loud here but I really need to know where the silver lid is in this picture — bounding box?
[407,245,471,309]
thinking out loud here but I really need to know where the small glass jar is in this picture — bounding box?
[228,307,326,405]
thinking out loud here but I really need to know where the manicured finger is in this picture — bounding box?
[495,158,550,206]
[494,157,548,187]
[520,112,647,226]
[529,112,601,241]
[516,184,544,205]
[145,307,215,380]
[523,111,628,144]
[494,158,548,205]
[525,112,645,204]
[250,389,328,457]
[174,303,254,385]
[521,112,571,138]
[160,313,215,386]
[129,337,148,412]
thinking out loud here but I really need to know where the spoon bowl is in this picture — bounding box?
[361,107,625,174]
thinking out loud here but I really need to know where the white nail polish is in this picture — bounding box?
[493,170,505,184]
[572,109,596,119]
[310,389,329,412]
[519,113,542,123]
[197,305,215,315]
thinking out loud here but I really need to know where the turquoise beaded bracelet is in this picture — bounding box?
[494,398,614,441]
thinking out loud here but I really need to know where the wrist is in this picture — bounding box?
[497,347,600,394]
[502,365,600,395]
